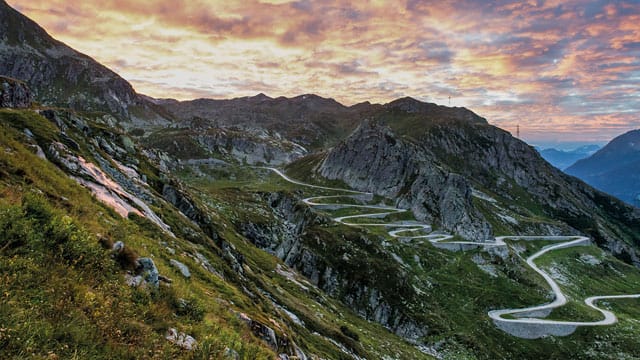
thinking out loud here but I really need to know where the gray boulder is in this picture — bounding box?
[170,259,191,278]
[136,257,159,288]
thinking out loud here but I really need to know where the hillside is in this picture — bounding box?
[566,130,640,205]
[158,93,367,150]
[0,0,171,125]
[306,98,640,264]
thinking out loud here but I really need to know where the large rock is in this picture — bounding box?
[136,257,159,288]
[0,76,32,108]
[318,121,493,241]
[170,259,191,278]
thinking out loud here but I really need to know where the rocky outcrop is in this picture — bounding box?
[240,191,430,342]
[318,121,493,241]
[128,257,159,288]
[195,128,307,165]
[160,181,246,275]
[0,76,31,108]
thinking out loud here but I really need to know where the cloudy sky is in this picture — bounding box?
[9,0,640,145]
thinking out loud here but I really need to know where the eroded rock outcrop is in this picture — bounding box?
[0,76,31,108]
[318,121,493,241]
[240,191,430,342]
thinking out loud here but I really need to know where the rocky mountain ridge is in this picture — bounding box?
[0,0,170,125]
[157,93,365,150]
[303,104,640,264]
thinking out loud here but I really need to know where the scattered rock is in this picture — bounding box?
[580,254,602,266]
[170,259,191,278]
[165,328,197,350]
[124,274,143,287]
[235,312,279,350]
[193,252,224,279]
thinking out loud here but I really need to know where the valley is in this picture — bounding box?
[2,1,640,358]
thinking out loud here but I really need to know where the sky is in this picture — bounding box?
[8,0,640,145]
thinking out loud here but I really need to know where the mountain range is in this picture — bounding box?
[2,1,640,359]
[567,130,640,206]
[536,145,600,170]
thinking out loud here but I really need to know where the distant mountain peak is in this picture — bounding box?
[566,128,640,204]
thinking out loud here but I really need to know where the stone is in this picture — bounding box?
[112,241,124,253]
[165,328,197,350]
[170,259,191,278]
[136,257,159,288]
[224,347,239,360]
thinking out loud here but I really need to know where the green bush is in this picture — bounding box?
[340,325,360,342]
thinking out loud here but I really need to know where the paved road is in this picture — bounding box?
[263,167,640,337]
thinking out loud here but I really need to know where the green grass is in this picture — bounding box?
[0,110,278,359]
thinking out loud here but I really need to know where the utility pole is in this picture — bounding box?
[516,124,520,138]
[448,95,451,106]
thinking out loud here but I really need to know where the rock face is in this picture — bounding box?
[241,192,429,342]
[145,126,308,165]
[319,120,493,240]
[194,128,307,165]
[0,76,31,108]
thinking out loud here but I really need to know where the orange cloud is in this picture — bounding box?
[6,0,640,143]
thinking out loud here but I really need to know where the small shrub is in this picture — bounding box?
[174,297,206,322]
[340,325,360,342]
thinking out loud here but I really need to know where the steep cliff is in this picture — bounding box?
[319,120,493,240]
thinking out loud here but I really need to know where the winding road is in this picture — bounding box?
[263,167,640,339]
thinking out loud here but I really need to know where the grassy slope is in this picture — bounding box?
[0,109,280,359]
[0,109,439,359]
